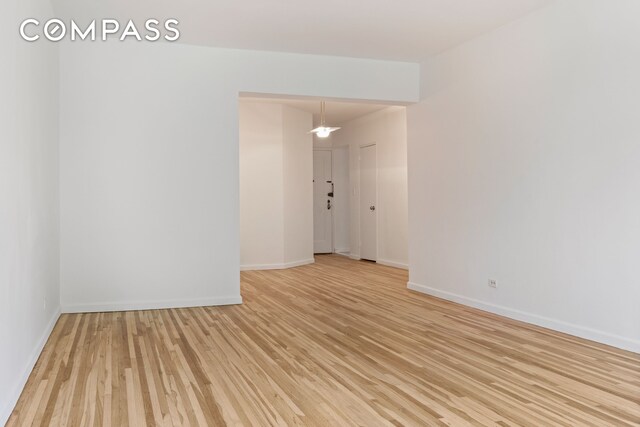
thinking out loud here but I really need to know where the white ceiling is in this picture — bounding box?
[52,0,552,62]
[240,97,393,126]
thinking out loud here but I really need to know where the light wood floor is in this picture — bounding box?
[8,255,640,426]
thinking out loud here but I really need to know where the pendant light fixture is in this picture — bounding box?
[309,101,340,138]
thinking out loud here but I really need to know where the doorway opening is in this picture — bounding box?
[238,94,409,271]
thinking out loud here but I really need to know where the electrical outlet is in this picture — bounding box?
[488,279,498,288]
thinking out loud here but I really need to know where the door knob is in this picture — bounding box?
[370,206,375,211]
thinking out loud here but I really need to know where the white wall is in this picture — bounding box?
[239,103,285,267]
[282,105,314,266]
[333,107,409,268]
[60,42,419,311]
[240,102,314,269]
[407,0,640,352]
[0,0,60,423]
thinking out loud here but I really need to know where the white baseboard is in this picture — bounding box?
[348,253,361,260]
[61,296,243,314]
[1,307,61,426]
[240,258,315,271]
[377,259,409,270]
[334,248,351,255]
[407,282,640,354]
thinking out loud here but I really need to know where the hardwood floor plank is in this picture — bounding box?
[7,255,640,426]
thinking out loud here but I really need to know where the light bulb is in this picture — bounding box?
[316,127,331,138]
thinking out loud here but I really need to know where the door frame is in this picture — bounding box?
[359,143,378,261]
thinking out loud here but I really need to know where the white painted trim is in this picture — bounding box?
[240,258,315,271]
[62,296,243,314]
[1,307,61,426]
[377,259,408,270]
[407,282,640,354]
[334,248,351,255]
[348,253,361,260]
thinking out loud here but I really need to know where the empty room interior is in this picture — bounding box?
[1,0,639,426]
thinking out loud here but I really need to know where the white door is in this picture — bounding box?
[360,145,377,261]
[313,150,333,253]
